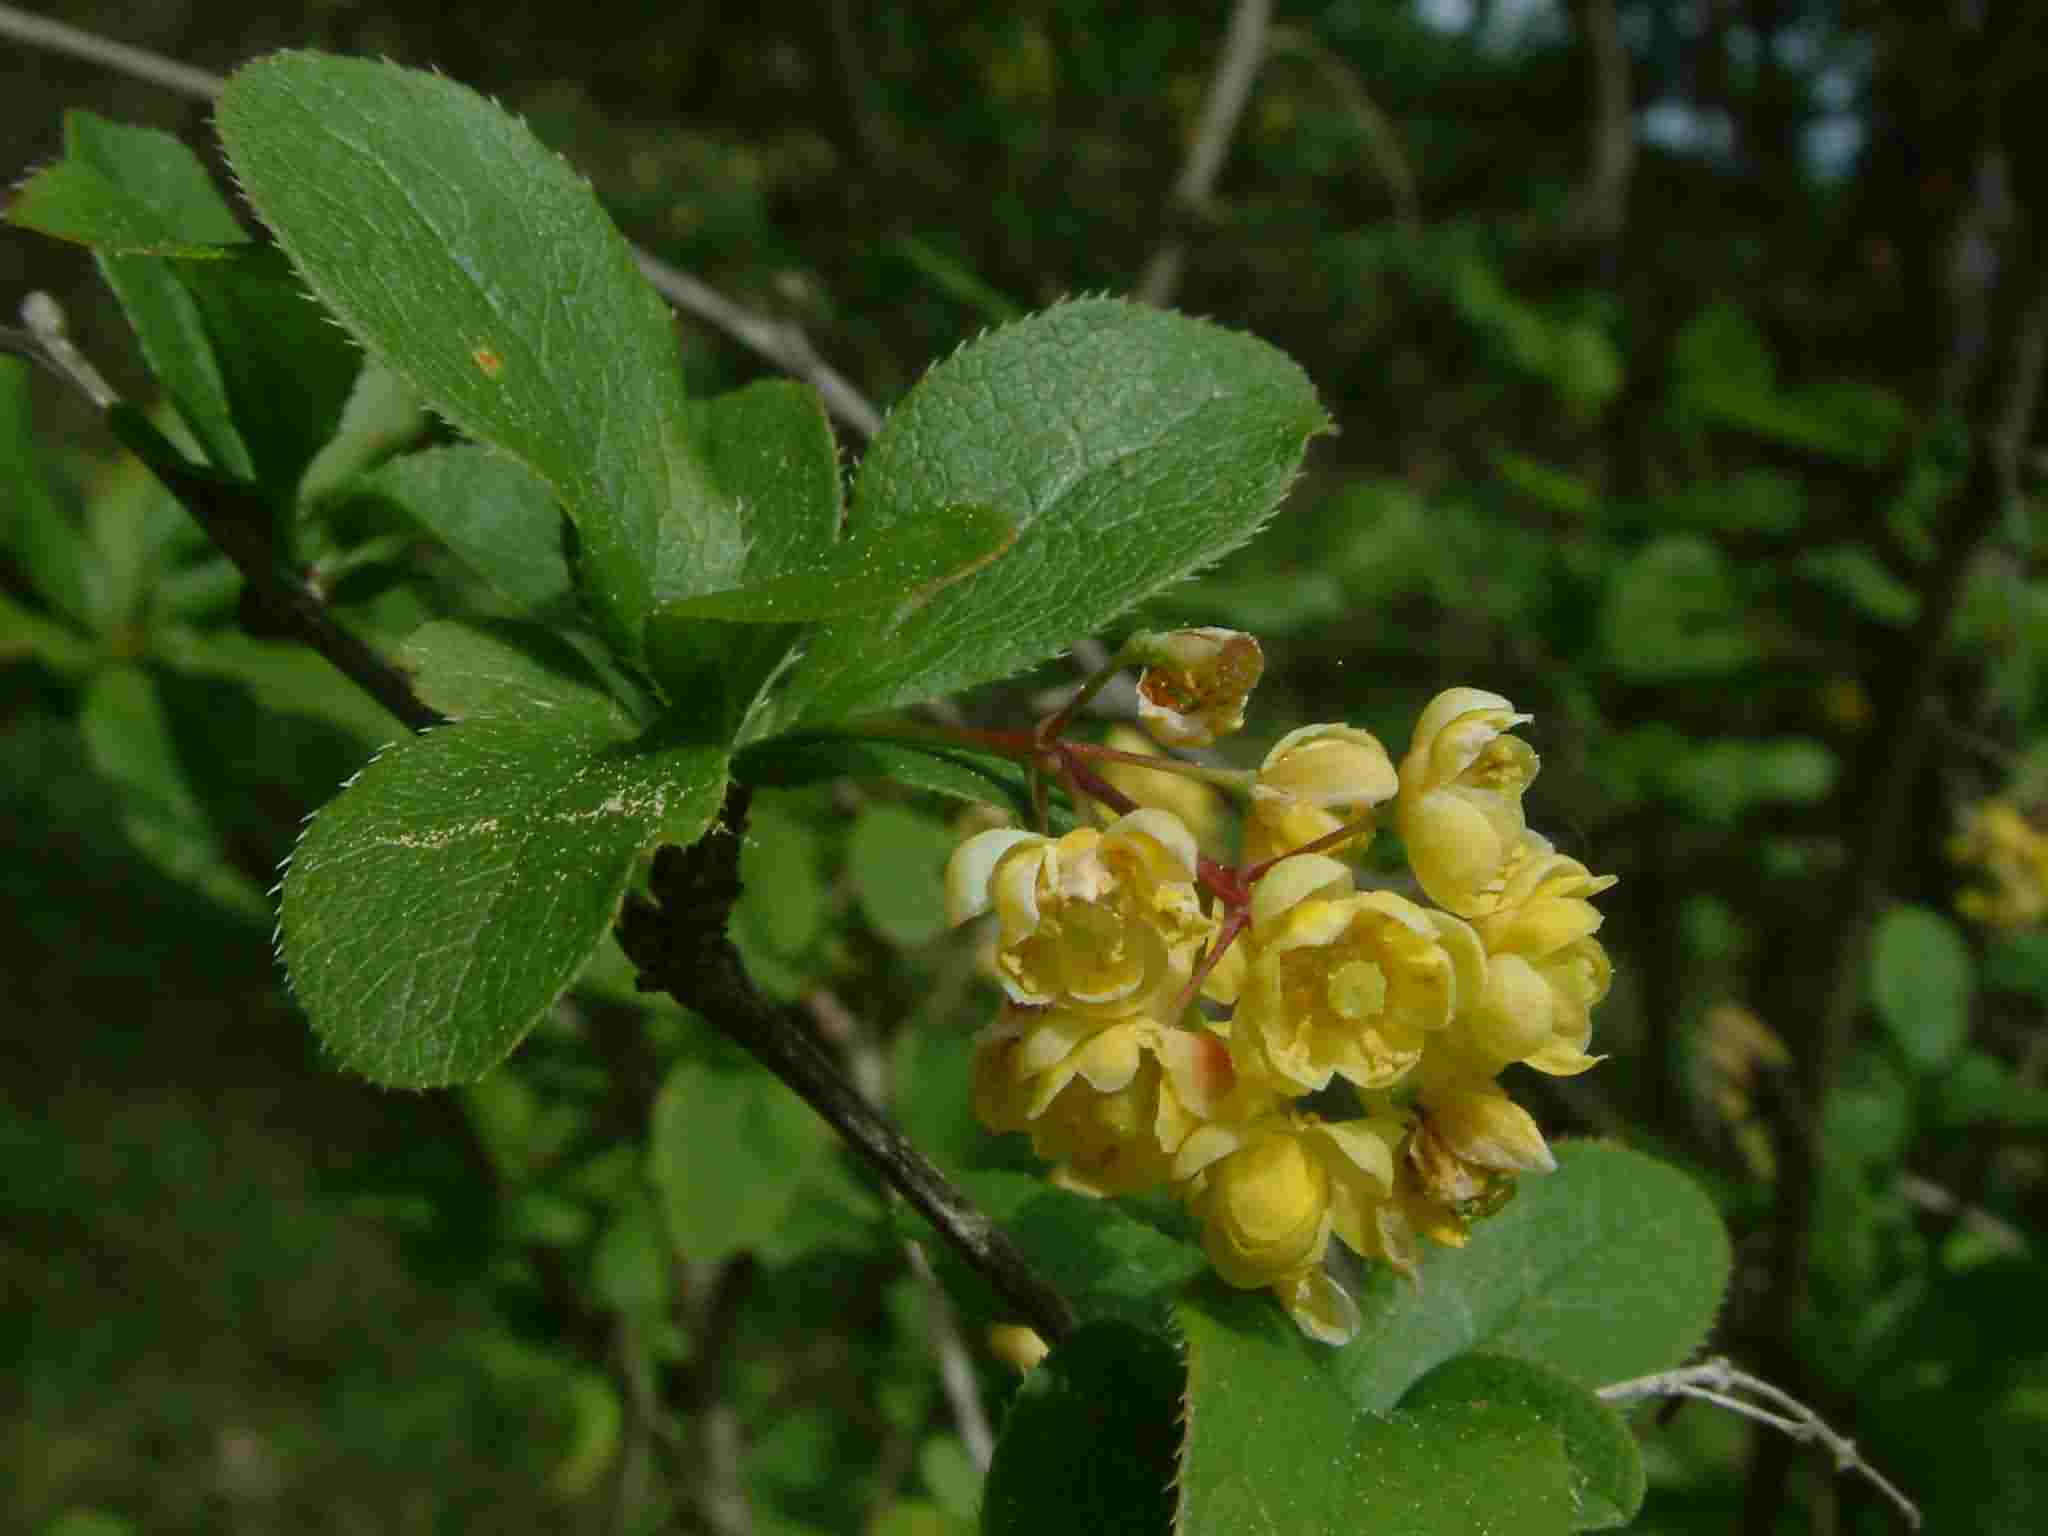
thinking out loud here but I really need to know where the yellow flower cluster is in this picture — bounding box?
[1949,797,2048,930]
[944,647,1616,1345]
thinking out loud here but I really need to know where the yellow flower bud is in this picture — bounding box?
[1096,726,1231,858]
[1186,1127,1331,1288]
[987,1323,1051,1373]
[1237,875,1480,1092]
[945,809,1213,1017]
[1465,852,1615,1076]
[1243,723,1398,865]
[1395,688,1542,917]
[1131,627,1264,748]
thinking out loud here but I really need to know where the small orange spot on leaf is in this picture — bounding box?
[471,346,504,378]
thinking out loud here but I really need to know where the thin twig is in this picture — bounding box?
[618,790,1078,1348]
[632,250,882,439]
[1602,1358,1922,1530]
[1137,0,1273,308]
[804,984,997,1472]
[1571,0,1635,271]
[0,3,884,439]
[682,1258,757,1536]
[1747,262,2048,1524]
[12,294,447,734]
[0,2,225,98]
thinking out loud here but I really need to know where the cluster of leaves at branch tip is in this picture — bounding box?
[947,629,1618,1345]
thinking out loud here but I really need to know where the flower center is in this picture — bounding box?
[1327,959,1387,1021]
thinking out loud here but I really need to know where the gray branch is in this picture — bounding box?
[1137,0,1274,307]
[0,3,882,439]
[1602,1358,1921,1529]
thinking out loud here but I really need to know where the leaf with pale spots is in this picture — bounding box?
[218,53,742,660]
[280,717,726,1087]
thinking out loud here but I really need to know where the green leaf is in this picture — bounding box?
[79,666,268,918]
[348,444,575,615]
[169,247,362,497]
[151,628,405,747]
[1401,1355,1645,1529]
[926,1170,1205,1330]
[1334,1142,1731,1412]
[279,719,727,1087]
[589,1189,671,1315]
[981,1321,1182,1536]
[654,503,1015,623]
[298,361,429,508]
[734,797,830,964]
[9,111,247,253]
[736,734,1056,827]
[1870,904,1974,1073]
[666,378,845,599]
[1175,1284,1576,1536]
[778,299,1326,723]
[7,114,302,486]
[1985,930,2048,1001]
[644,379,849,737]
[397,619,633,725]
[2,357,101,635]
[218,52,742,658]
[1795,544,1921,625]
[847,802,957,947]
[648,1057,824,1261]
[1599,535,1760,681]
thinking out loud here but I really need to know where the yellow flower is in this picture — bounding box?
[1175,1113,1404,1341]
[946,809,1212,1016]
[1950,798,2048,930]
[1096,726,1231,858]
[1454,851,1615,1076]
[970,1006,1262,1196]
[1131,627,1265,748]
[1395,687,1543,917]
[1243,723,1400,865]
[1407,1075,1553,1221]
[1234,855,1485,1092]
[987,1324,1050,1373]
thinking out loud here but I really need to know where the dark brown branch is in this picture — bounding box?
[10,294,447,736]
[618,784,1079,1347]
[104,403,449,735]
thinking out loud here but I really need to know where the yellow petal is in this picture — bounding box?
[944,828,1042,926]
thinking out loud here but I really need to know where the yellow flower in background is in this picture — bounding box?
[1243,722,1399,865]
[1395,687,1542,917]
[945,808,1212,1017]
[1454,851,1615,1077]
[987,1324,1051,1373]
[1096,725,1232,858]
[1131,627,1265,748]
[1950,797,2048,930]
[1235,855,1484,1092]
